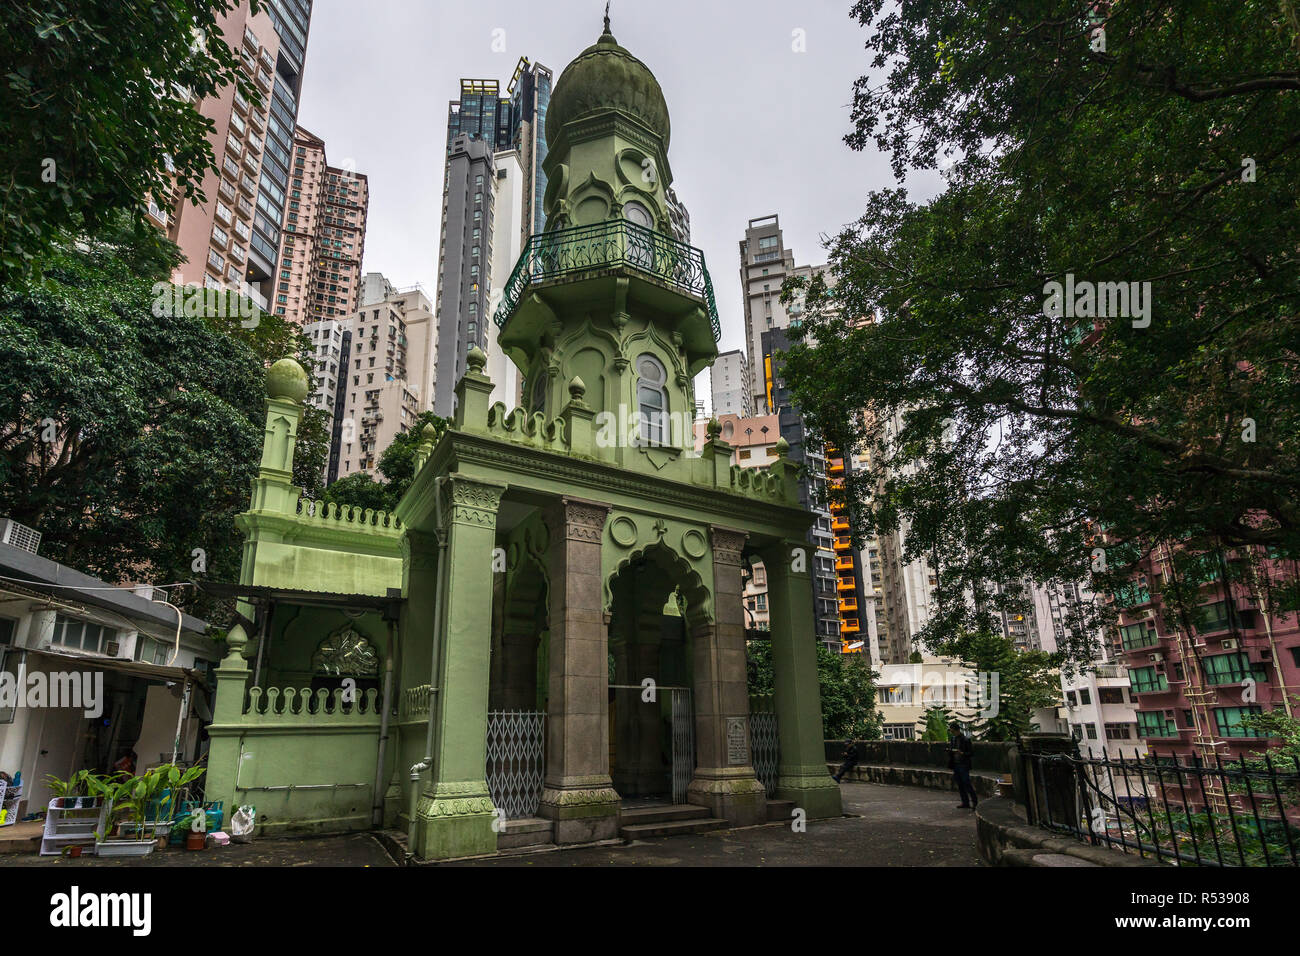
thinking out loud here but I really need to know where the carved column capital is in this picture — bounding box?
[544,496,610,544]
[709,526,749,567]
[442,474,506,529]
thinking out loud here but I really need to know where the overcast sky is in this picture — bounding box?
[295,0,940,362]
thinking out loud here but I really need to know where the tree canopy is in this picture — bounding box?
[783,1,1300,662]
[1,0,260,281]
[0,216,318,619]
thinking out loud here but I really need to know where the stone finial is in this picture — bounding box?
[466,345,488,374]
[568,375,587,401]
[775,436,790,456]
[706,417,722,440]
[421,422,440,442]
[224,622,249,662]
[266,358,309,403]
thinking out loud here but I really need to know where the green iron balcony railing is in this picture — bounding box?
[493,219,721,340]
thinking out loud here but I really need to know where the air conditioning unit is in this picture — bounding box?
[1259,648,1273,662]
[105,641,120,657]
[1222,639,1238,650]
[1148,652,1164,662]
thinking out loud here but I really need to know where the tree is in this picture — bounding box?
[745,641,884,740]
[919,706,953,742]
[0,217,313,619]
[782,1,1300,664]
[321,411,450,514]
[944,631,1063,742]
[1,0,261,281]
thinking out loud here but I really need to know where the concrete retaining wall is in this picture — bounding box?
[975,797,1165,867]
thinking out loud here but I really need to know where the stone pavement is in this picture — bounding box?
[0,783,981,867]
[443,782,982,867]
[0,831,395,867]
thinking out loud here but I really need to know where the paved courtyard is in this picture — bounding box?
[446,782,982,867]
[0,783,981,867]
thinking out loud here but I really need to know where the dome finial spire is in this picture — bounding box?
[602,0,612,37]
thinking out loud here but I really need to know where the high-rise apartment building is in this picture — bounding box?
[274,126,369,325]
[739,215,824,416]
[434,62,554,417]
[758,326,843,648]
[433,133,496,417]
[334,281,434,478]
[1110,543,1300,765]
[486,150,525,409]
[159,1,312,311]
[709,349,751,417]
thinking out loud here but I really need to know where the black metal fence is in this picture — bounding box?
[1023,748,1300,867]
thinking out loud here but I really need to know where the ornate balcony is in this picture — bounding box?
[493,219,720,341]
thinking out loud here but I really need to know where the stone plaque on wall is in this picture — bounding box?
[726,717,748,765]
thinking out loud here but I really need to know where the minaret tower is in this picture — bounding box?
[494,10,719,463]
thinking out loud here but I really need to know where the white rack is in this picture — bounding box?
[40,797,108,856]
[0,780,20,826]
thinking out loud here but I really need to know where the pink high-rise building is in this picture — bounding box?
[275,126,369,326]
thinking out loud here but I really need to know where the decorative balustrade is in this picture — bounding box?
[729,463,785,501]
[243,685,382,722]
[402,684,433,718]
[493,219,721,340]
[485,403,569,453]
[293,497,403,533]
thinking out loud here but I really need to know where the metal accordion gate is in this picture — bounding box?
[485,710,547,820]
[670,687,694,804]
[750,711,781,796]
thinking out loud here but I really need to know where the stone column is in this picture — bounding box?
[760,539,842,819]
[538,496,620,842]
[413,475,506,860]
[686,527,767,825]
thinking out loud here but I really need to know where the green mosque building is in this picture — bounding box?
[206,17,841,860]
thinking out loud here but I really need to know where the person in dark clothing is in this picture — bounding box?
[948,723,978,808]
[832,738,859,783]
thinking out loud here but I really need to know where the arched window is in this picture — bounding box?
[636,353,668,445]
[623,201,654,270]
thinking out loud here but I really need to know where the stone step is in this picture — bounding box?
[765,799,796,822]
[619,816,729,840]
[618,804,712,826]
[497,817,553,850]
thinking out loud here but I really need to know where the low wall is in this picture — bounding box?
[825,739,1018,776]
[976,797,1164,868]
[207,686,384,837]
[827,761,1002,798]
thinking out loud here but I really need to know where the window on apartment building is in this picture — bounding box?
[1182,710,1194,728]
[1066,691,1077,706]
[1099,687,1125,704]
[1078,689,1091,706]
[52,616,115,654]
[756,594,767,611]
[1104,723,1134,740]
[1084,723,1098,739]
[1214,706,1265,738]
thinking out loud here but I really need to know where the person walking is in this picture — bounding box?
[948,722,978,809]
[832,738,859,783]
